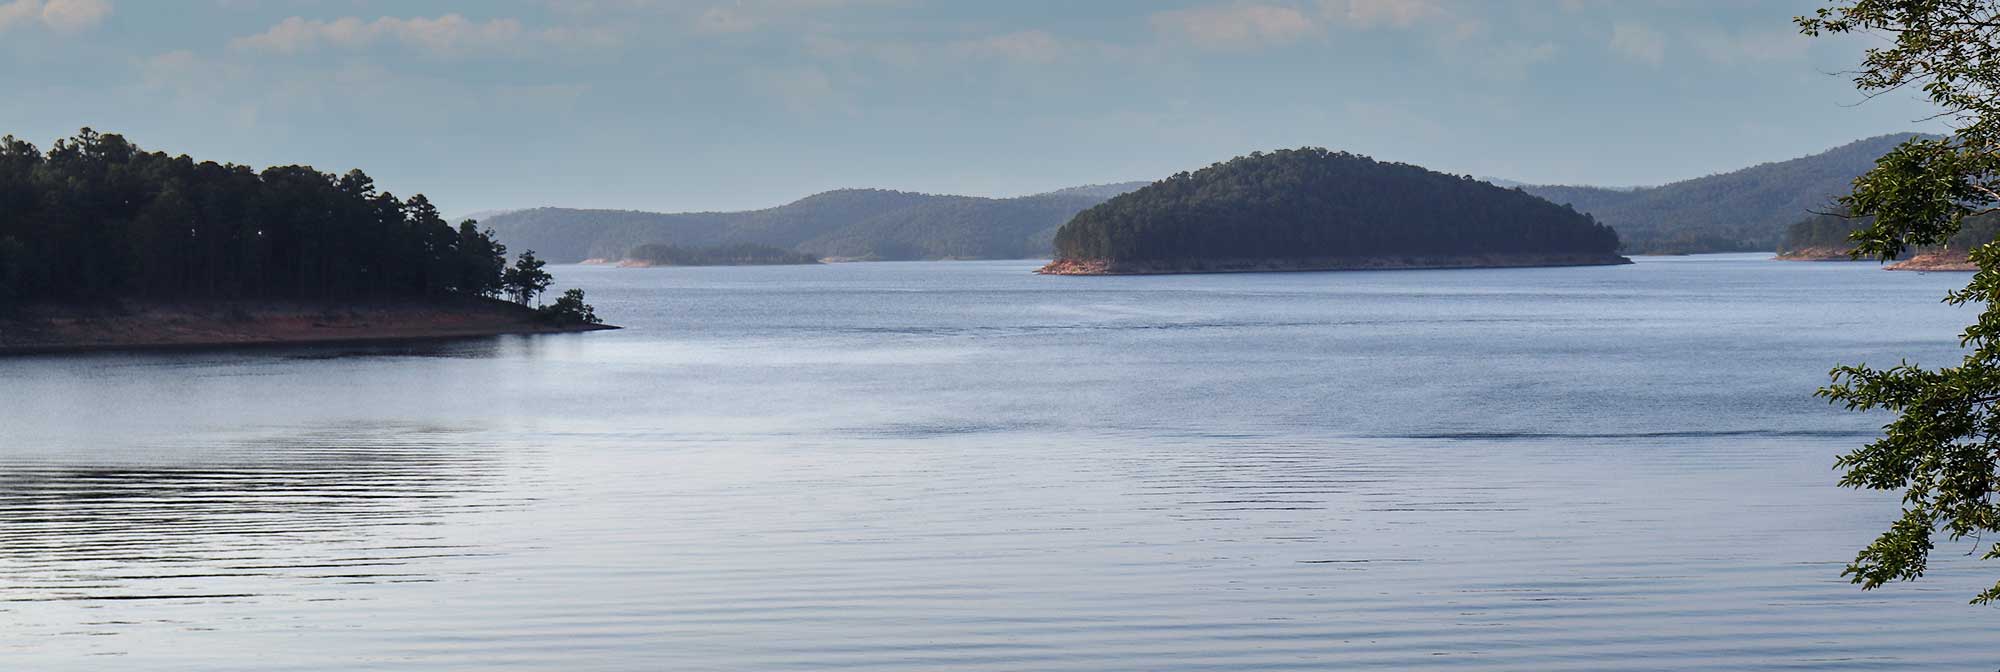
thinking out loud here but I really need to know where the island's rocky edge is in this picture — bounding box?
[1036,253,1633,275]
[1885,249,1978,272]
[0,296,617,355]
[1773,246,1860,261]
[1772,246,1979,271]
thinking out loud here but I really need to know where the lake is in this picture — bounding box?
[3,254,1996,670]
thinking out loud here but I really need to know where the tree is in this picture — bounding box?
[503,249,552,306]
[538,288,601,326]
[1800,1,2000,603]
[0,128,523,305]
[0,236,25,311]
[457,221,508,298]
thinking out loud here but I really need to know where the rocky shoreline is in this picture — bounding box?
[1036,254,1633,275]
[0,296,618,355]
[1885,249,1977,272]
[1774,246,1860,261]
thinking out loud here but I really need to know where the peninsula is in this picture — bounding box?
[0,296,612,355]
[1773,210,1990,270]
[1040,148,1629,275]
[0,129,611,354]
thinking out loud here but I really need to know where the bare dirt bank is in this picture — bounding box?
[0,296,617,355]
[1036,254,1633,275]
[1885,250,1977,272]
[1774,246,1861,261]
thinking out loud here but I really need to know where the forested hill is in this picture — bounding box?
[1045,148,1624,273]
[1780,210,2000,256]
[483,183,1148,263]
[0,129,513,306]
[1518,133,1932,254]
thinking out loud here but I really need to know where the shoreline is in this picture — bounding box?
[1885,249,1977,272]
[1773,246,1861,261]
[613,259,822,268]
[0,296,618,356]
[1036,254,1633,276]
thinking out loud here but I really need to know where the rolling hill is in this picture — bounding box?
[482,182,1149,263]
[483,132,1928,263]
[1517,133,1931,254]
[1043,148,1626,274]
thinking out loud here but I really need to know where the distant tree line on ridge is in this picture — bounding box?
[626,242,820,266]
[1781,210,2000,254]
[1053,148,1622,262]
[1520,133,1929,254]
[0,129,586,320]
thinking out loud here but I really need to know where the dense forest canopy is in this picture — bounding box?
[1782,210,2000,254]
[627,242,820,266]
[482,183,1149,264]
[0,129,537,308]
[1051,148,1621,262]
[1519,133,1929,254]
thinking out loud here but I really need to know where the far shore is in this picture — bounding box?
[1037,253,1633,275]
[0,296,617,356]
[1774,246,1862,262]
[1886,249,1977,272]
[1776,247,1976,270]
[613,259,823,268]
[581,257,825,268]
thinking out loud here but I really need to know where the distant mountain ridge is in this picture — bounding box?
[482,182,1149,263]
[484,133,1928,263]
[1515,133,1934,254]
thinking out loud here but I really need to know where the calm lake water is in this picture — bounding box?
[4,254,1998,670]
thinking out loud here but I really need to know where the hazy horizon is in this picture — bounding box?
[1,0,1955,214]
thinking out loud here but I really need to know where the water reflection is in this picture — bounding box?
[0,425,517,604]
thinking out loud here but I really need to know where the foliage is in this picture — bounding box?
[1783,211,1873,252]
[480,184,1148,263]
[537,288,601,326]
[1800,0,2000,603]
[1781,211,2000,254]
[0,128,512,306]
[1521,134,1929,254]
[1050,148,1621,262]
[503,249,553,306]
[626,242,819,266]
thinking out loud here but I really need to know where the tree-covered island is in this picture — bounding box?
[0,129,610,353]
[1040,148,1629,275]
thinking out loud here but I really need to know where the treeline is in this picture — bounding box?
[1053,148,1621,261]
[482,184,1147,264]
[1520,133,1929,254]
[1781,210,2000,254]
[627,242,819,266]
[0,128,542,308]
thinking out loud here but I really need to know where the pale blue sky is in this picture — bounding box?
[0,0,1950,214]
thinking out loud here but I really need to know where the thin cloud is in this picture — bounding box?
[952,30,1068,64]
[1151,3,1316,51]
[687,0,904,33]
[1688,27,1810,65]
[230,14,616,57]
[1609,22,1666,65]
[748,64,856,116]
[1325,0,1441,28]
[0,0,111,32]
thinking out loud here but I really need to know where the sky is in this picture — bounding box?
[0,0,1957,215]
